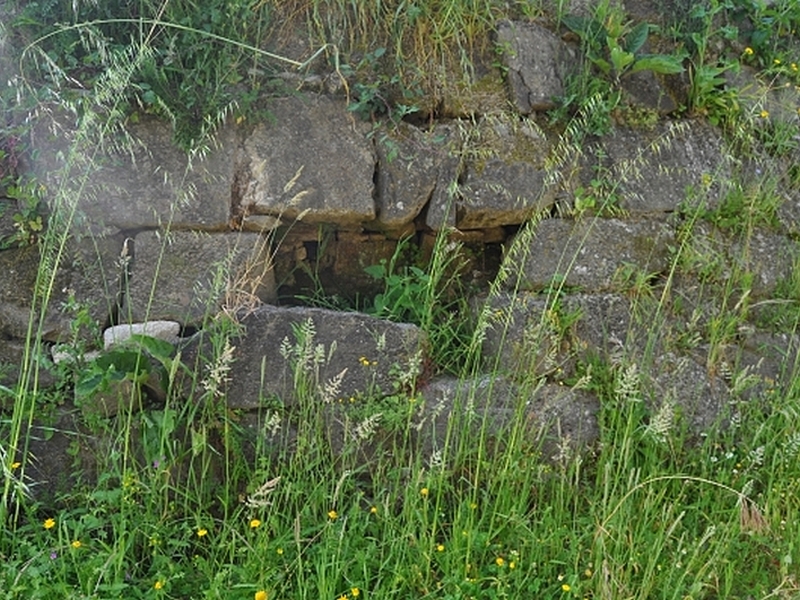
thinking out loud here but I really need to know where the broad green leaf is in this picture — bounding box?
[562,14,591,36]
[364,264,386,279]
[625,22,650,54]
[590,56,612,75]
[129,334,175,362]
[630,54,685,75]
[611,46,635,74]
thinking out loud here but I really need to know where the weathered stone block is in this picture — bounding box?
[240,95,376,227]
[125,230,276,323]
[496,20,577,113]
[186,305,426,409]
[373,123,443,229]
[458,116,555,228]
[731,228,798,297]
[585,122,731,214]
[30,115,235,231]
[509,217,674,292]
[419,376,600,459]
[0,235,123,343]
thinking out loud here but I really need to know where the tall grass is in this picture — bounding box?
[2,1,800,599]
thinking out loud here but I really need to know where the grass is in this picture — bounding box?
[2,0,800,599]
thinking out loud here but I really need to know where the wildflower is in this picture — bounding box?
[10,462,20,470]
[43,518,56,530]
[351,588,360,597]
[437,544,445,552]
[585,568,593,577]
[49,551,57,560]
[254,591,268,600]
[760,109,770,118]
[509,561,516,569]
[328,510,338,521]
[744,47,754,55]
[496,557,506,567]
[250,519,262,529]
[792,63,798,71]
[337,595,347,600]
[774,58,782,65]
[154,580,164,590]
[420,487,429,498]
[358,356,371,366]
[197,528,208,537]
[369,506,378,515]
[562,583,571,592]
[276,547,284,555]
[71,540,82,549]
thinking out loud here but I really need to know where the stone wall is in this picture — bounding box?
[3,15,800,498]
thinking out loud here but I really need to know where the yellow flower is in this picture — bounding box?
[509,561,516,569]
[562,583,571,592]
[197,528,208,537]
[436,544,445,552]
[10,462,21,470]
[71,540,82,549]
[792,63,798,71]
[337,595,347,600]
[328,510,338,521]
[420,487,429,498]
[359,356,370,366]
[154,580,164,590]
[351,588,360,597]
[496,557,506,567]
[585,568,593,577]
[744,47,754,55]
[774,58,782,65]
[250,519,262,529]
[43,518,56,530]
[760,109,770,118]
[276,547,284,555]
[254,591,268,600]
[369,506,378,515]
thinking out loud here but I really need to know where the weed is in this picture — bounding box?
[563,5,684,84]
[363,235,472,374]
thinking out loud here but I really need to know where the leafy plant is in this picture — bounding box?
[343,46,421,124]
[363,237,472,374]
[0,179,46,249]
[563,7,685,84]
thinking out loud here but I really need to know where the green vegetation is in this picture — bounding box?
[2,0,800,599]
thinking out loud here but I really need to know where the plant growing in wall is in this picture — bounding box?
[563,9,685,84]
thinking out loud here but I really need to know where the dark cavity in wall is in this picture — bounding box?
[273,227,506,308]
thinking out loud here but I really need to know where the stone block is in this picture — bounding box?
[30,114,235,231]
[125,230,276,323]
[510,217,674,292]
[586,121,731,214]
[373,123,444,229]
[496,20,578,113]
[239,95,376,227]
[181,305,426,410]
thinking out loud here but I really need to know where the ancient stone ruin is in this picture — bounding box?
[2,16,800,498]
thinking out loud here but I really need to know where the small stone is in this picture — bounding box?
[104,321,181,350]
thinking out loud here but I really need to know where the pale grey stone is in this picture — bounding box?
[103,321,181,349]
